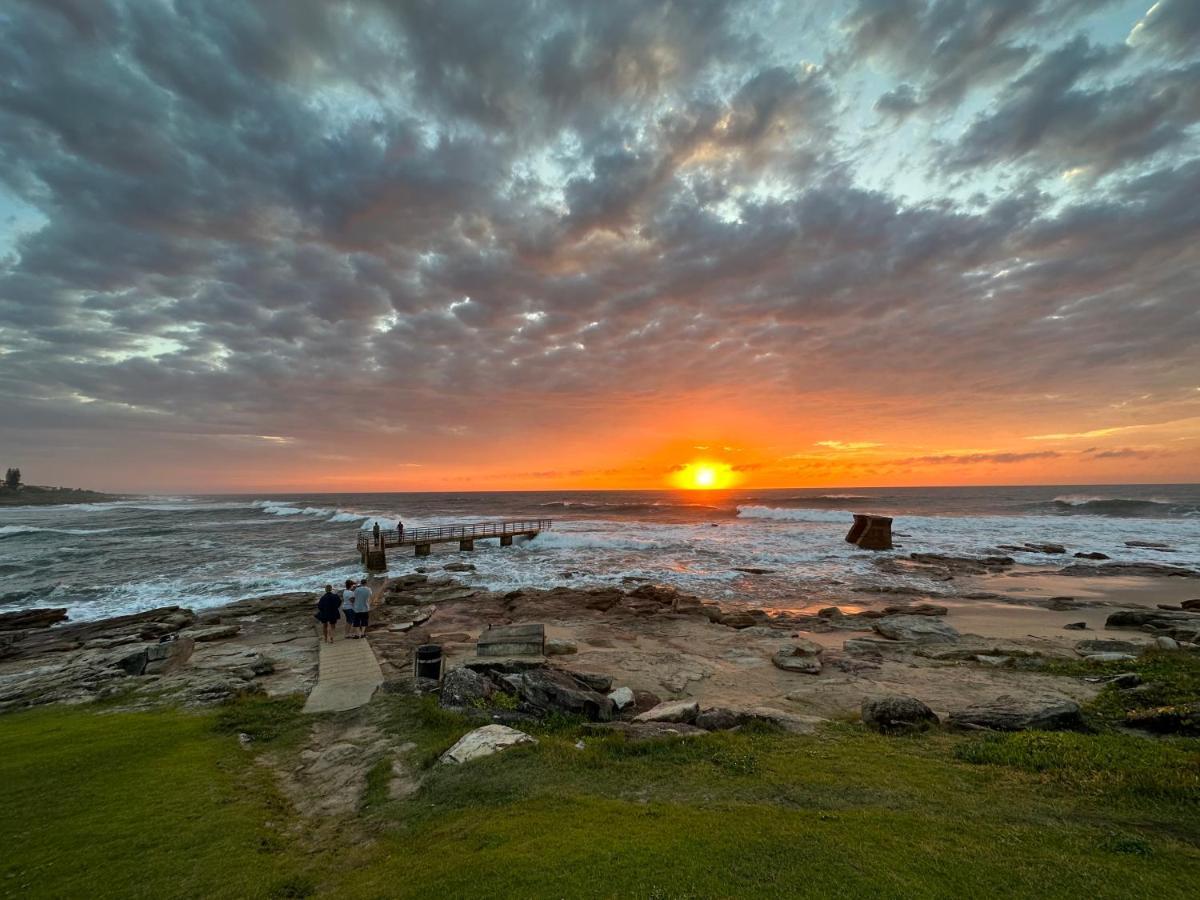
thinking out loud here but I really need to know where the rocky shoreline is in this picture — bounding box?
[3,550,1197,734]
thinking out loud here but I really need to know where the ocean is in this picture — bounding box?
[2,485,1198,622]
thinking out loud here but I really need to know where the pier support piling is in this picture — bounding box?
[500,534,513,546]
[459,539,474,551]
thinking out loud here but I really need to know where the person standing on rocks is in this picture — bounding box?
[352,579,372,639]
[341,579,356,638]
[315,584,342,644]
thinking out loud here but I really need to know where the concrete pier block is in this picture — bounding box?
[365,549,388,571]
[415,543,431,557]
[500,534,513,546]
[459,539,475,551]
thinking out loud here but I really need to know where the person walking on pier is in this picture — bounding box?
[315,584,341,644]
[352,579,372,639]
[341,579,356,638]
[372,520,381,547]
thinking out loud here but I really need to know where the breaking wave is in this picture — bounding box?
[0,524,127,538]
[735,506,851,523]
[1049,495,1194,517]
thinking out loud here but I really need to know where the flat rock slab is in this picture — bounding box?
[440,724,537,764]
[303,637,383,714]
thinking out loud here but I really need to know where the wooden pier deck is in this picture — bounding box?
[356,518,551,568]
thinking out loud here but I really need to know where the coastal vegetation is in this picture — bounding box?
[2,659,1198,899]
[0,472,119,505]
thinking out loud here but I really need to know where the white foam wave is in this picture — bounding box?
[0,524,127,537]
[736,505,851,523]
[253,501,330,517]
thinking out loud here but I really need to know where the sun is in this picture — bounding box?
[671,461,737,490]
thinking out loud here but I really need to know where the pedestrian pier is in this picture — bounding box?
[356,519,551,570]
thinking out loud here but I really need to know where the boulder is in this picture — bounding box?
[544,638,578,656]
[439,725,538,765]
[507,668,614,721]
[1182,599,1200,611]
[631,690,662,713]
[0,608,68,631]
[1083,652,1137,663]
[634,699,699,724]
[1063,622,1088,630]
[567,670,613,694]
[873,615,960,644]
[607,687,635,710]
[716,611,759,629]
[817,607,844,618]
[1156,636,1180,651]
[1075,639,1141,656]
[1073,552,1109,560]
[739,707,823,735]
[771,640,823,675]
[948,695,1084,732]
[861,696,939,734]
[695,707,741,731]
[440,667,496,707]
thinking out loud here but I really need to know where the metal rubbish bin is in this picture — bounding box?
[414,644,443,681]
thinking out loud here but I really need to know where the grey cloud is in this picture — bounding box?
[944,36,1199,176]
[1128,0,1200,59]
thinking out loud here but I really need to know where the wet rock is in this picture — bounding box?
[948,695,1084,732]
[1023,543,1066,554]
[1106,609,1200,629]
[861,695,938,734]
[732,567,775,575]
[873,615,960,644]
[771,639,823,675]
[634,699,699,724]
[1073,552,1109,560]
[716,610,759,629]
[1045,597,1081,610]
[1060,562,1197,577]
[881,603,948,617]
[443,563,476,573]
[1182,599,1200,611]
[1124,540,1173,551]
[0,608,68,631]
[440,725,537,765]
[817,607,844,618]
[1063,622,1089,630]
[544,638,577,656]
[843,637,907,656]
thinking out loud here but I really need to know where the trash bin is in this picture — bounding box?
[414,644,443,681]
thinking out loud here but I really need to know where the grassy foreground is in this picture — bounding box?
[2,662,1199,899]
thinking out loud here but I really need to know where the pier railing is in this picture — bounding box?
[356,518,552,553]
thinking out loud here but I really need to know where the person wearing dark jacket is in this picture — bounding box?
[315,584,342,643]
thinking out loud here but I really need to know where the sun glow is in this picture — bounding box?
[671,461,737,490]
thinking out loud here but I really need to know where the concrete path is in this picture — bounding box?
[303,635,384,714]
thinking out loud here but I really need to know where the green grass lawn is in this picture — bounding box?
[2,666,1199,899]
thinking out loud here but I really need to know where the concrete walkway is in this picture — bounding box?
[303,635,384,714]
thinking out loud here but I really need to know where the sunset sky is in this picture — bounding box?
[1,0,1198,492]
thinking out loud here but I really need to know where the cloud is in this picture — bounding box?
[899,451,1063,465]
[1127,0,1200,58]
[814,441,882,451]
[0,1,1196,488]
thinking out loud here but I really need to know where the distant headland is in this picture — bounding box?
[0,467,120,506]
